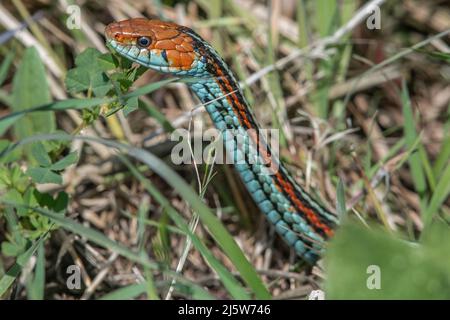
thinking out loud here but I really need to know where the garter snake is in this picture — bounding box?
[105,18,339,263]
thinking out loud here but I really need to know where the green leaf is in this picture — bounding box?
[123,96,139,117]
[31,143,52,167]
[3,188,28,217]
[65,67,91,93]
[1,207,28,256]
[27,167,62,185]
[2,189,23,206]
[326,221,450,299]
[49,152,78,171]
[66,67,111,97]
[11,47,55,140]
[23,187,39,210]
[33,189,56,208]
[65,48,112,97]
[1,241,23,257]
[53,192,69,213]
[97,53,117,71]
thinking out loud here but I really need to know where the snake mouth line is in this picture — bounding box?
[106,39,174,71]
[108,40,171,71]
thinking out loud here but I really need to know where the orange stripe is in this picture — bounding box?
[211,61,253,129]
[212,61,333,238]
[275,172,333,238]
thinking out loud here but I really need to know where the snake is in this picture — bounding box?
[105,18,339,263]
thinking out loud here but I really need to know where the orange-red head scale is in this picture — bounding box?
[105,18,213,73]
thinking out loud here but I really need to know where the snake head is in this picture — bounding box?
[105,18,218,78]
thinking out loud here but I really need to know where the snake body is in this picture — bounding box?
[105,18,338,263]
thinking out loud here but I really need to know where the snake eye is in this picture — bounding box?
[137,36,151,48]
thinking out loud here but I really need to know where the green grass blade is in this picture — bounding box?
[315,0,337,37]
[120,155,251,299]
[424,163,450,226]
[0,233,46,298]
[0,78,175,136]
[0,97,108,136]
[99,283,147,300]
[297,0,309,48]
[121,78,177,100]
[27,241,45,300]
[99,280,214,300]
[433,117,450,177]
[143,267,159,300]
[401,80,427,206]
[138,99,174,133]
[336,178,347,218]
[419,145,436,192]
[0,51,14,86]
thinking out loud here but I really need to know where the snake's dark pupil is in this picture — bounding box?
[138,37,150,47]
